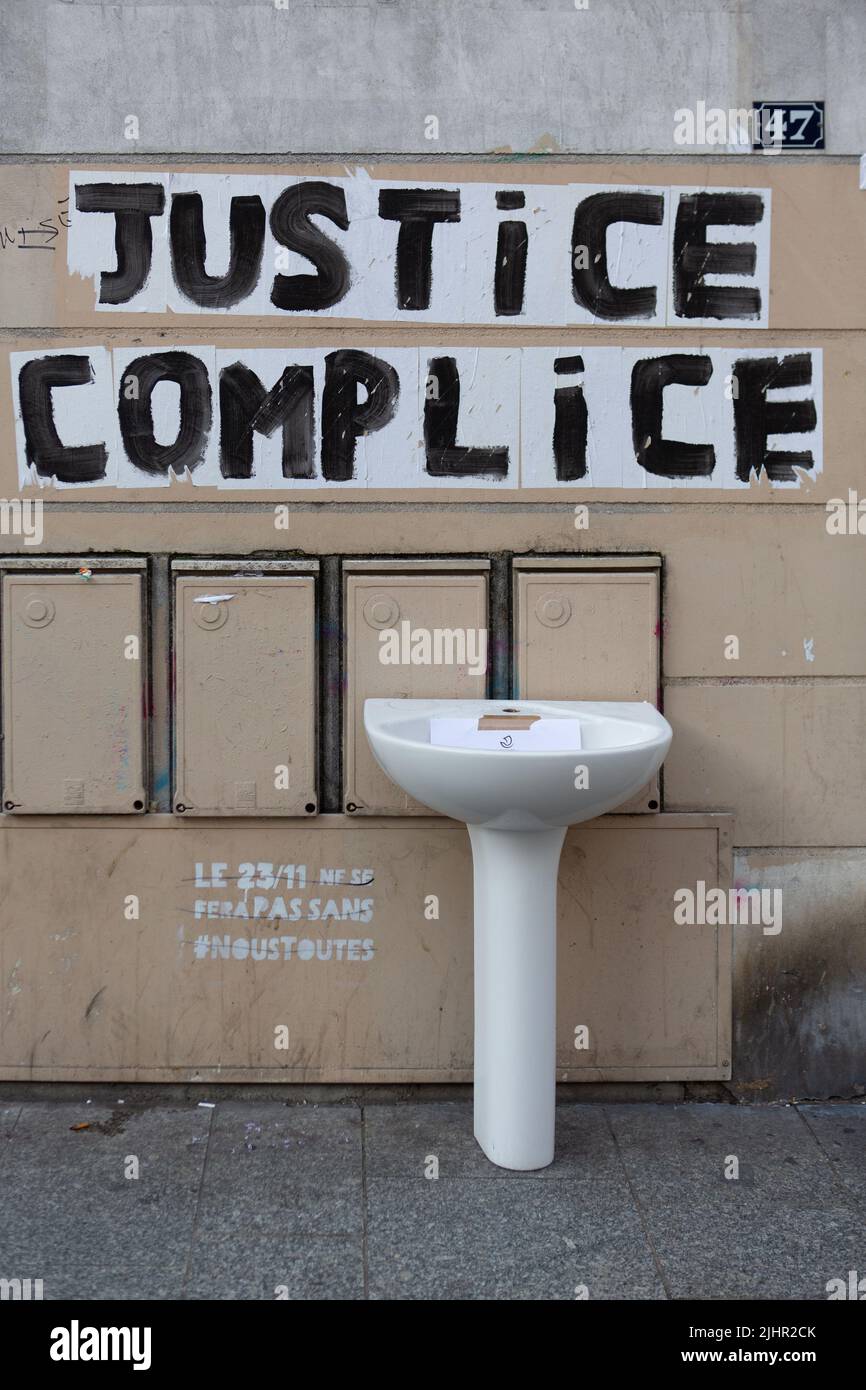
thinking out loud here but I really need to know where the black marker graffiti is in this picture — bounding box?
[1,200,70,252]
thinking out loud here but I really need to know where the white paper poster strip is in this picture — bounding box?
[66,171,771,329]
[10,345,821,492]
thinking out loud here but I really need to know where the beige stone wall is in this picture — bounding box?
[0,161,862,1098]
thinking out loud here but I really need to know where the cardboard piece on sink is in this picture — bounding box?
[429,716,582,751]
[477,715,540,730]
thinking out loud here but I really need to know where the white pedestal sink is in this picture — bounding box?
[364,698,672,1171]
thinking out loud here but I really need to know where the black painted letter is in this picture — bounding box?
[321,350,399,482]
[378,190,461,311]
[118,351,212,477]
[74,182,166,305]
[631,354,715,478]
[18,355,107,482]
[219,362,315,480]
[732,353,817,482]
[553,356,588,481]
[270,182,351,311]
[494,191,528,316]
[572,192,664,320]
[673,192,764,321]
[170,193,265,309]
[424,357,509,478]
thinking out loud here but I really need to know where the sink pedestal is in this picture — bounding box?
[364,697,673,1172]
[468,825,567,1171]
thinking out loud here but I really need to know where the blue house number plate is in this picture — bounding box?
[752,101,825,150]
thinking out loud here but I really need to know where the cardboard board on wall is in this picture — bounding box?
[0,155,856,1091]
[664,684,866,846]
[0,814,731,1083]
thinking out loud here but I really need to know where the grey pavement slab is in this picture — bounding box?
[193,1101,363,1237]
[364,1100,621,1183]
[0,1103,212,1298]
[0,1097,862,1299]
[37,1261,190,1302]
[0,1103,211,1295]
[606,1102,852,1206]
[0,1105,21,1138]
[183,1234,365,1301]
[366,1175,666,1301]
[636,1199,865,1302]
[796,1104,866,1205]
[604,1102,866,1301]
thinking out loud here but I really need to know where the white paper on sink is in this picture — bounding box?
[429,718,582,750]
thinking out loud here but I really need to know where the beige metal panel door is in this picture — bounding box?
[174,576,316,816]
[345,573,488,814]
[557,817,731,1077]
[2,573,146,814]
[0,812,730,1082]
[516,570,660,811]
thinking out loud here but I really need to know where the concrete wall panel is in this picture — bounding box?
[664,684,866,846]
[1,2,861,156]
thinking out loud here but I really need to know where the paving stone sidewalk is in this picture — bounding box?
[0,1099,862,1300]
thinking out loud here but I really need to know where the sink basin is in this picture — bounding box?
[365,698,672,1171]
[364,698,671,831]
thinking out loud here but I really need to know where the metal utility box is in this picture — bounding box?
[174,570,317,816]
[514,559,661,812]
[344,563,489,814]
[2,570,146,814]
